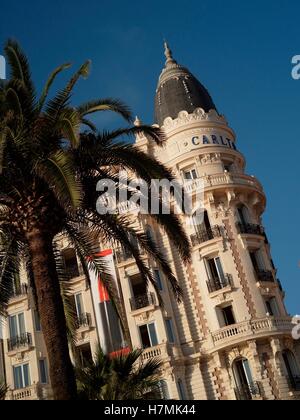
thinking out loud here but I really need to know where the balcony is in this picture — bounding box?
[141,343,169,361]
[255,269,274,283]
[207,274,233,293]
[190,226,222,246]
[184,173,264,194]
[76,312,92,329]
[129,293,156,311]
[7,333,32,352]
[237,222,265,236]
[234,382,261,400]
[7,384,39,400]
[210,317,293,350]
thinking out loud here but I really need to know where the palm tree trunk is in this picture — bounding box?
[26,229,77,400]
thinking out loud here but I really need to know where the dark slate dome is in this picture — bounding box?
[154,43,217,126]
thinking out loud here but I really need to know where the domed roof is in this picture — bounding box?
[154,43,217,126]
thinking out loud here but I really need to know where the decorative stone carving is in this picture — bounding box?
[163,108,228,131]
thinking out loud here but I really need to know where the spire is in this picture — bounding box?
[164,41,177,67]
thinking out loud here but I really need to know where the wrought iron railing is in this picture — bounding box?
[207,274,233,293]
[236,222,265,236]
[76,312,91,329]
[130,293,156,311]
[190,226,222,246]
[234,381,261,400]
[8,333,32,351]
[255,269,274,282]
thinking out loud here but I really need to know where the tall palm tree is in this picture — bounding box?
[0,40,191,400]
[76,347,163,400]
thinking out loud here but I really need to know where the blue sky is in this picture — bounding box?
[0,0,299,314]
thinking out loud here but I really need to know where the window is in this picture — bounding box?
[158,380,170,400]
[282,350,300,389]
[39,359,48,384]
[250,250,265,271]
[177,379,186,400]
[206,257,225,282]
[224,163,232,172]
[76,344,93,368]
[237,205,250,226]
[62,248,79,279]
[165,319,175,343]
[75,293,84,317]
[139,323,158,349]
[233,358,256,400]
[9,313,25,338]
[130,274,147,298]
[183,168,197,180]
[154,269,163,291]
[221,305,236,326]
[193,210,211,235]
[265,297,280,316]
[13,364,31,390]
[34,310,41,332]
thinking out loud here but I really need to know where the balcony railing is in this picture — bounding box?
[10,284,28,299]
[8,333,32,352]
[255,269,274,282]
[191,226,222,246]
[235,382,261,400]
[207,274,233,293]
[76,312,91,329]
[237,222,265,236]
[184,173,264,194]
[211,317,293,348]
[130,293,156,311]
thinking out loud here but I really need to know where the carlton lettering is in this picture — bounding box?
[191,134,237,150]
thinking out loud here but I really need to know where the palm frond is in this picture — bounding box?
[38,63,72,111]
[77,99,132,123]
[34,150,82,209]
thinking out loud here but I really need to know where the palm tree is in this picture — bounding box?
[0,40,191,400]
[76,347,162,400]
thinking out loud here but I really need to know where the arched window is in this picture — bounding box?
[62,248,79,280]
[232,358,259,400]
[282,350,300,390]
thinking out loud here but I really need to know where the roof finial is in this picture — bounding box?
[164,41,177,67]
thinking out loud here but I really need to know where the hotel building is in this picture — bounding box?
[1,44,300,400]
